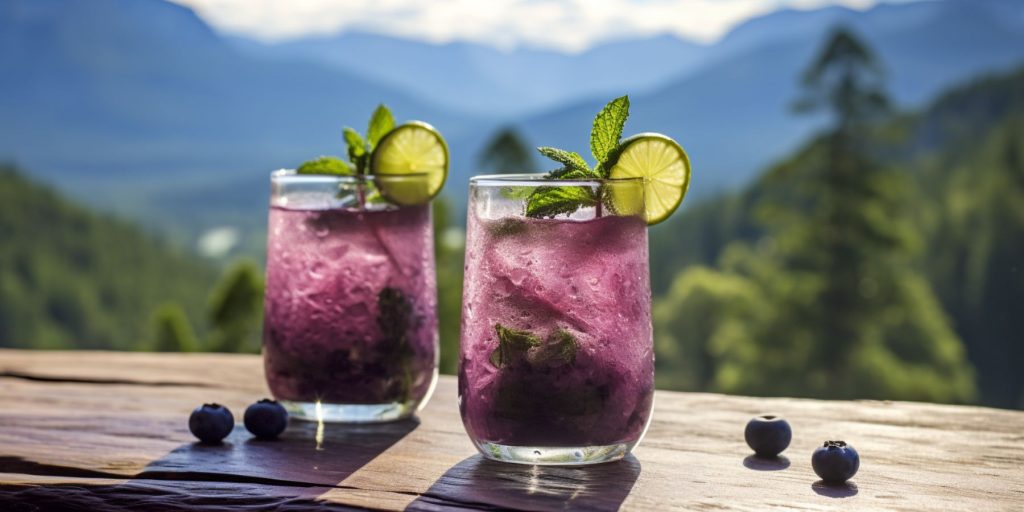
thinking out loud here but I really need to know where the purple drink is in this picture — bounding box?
[262,171,438,422]
[459,175,654,465]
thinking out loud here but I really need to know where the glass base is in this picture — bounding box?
[473,440,634,466]
[282,400,414,423]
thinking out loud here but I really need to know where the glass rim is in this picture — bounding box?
[271,168,431,183]
[470,172,644,187]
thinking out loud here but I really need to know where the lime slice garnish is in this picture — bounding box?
[371,121,449,205]
[607,132,691,225]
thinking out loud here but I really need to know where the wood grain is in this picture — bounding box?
[1,349,1022,511]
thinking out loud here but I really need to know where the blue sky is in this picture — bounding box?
[170,0,907,51]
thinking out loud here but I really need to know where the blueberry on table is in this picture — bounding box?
[744,415,792,457]
[812,440,860,483]
[189,403,234,443]
[244,399,289,439]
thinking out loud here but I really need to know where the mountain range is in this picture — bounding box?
[1,0,1023,247]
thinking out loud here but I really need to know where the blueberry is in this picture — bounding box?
[189,403,234,443]
[744,415,792,457]
[244,399,289,439]
[812,440,860,483]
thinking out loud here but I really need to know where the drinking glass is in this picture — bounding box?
[262,170,438,422]
[459,174,654,465]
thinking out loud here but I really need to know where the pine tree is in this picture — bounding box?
[760,27,975,400]
[207,260,264,353]
[478,127,536,174]
[433,197,464,373]
[677,27,976,402]
[152,302,198,352]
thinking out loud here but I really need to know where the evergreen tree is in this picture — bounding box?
[477,127,536,174]
[152,302,199,352]
[433,197,464,373]
[932,118,1024,406]
[656,28,976,402]
[207,260,264,353]
[735,26,975,401]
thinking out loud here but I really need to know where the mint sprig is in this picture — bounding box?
[297,104,395,177]
[527,329,579,368]
[489,324,541,368]
[537,147,590,175]
[591,95,630,175]
[366,104,396,148]
[525,185,598,218]
[343,127,367,169]
[297,156,352,175]
[489,323,579,369]
[525,95,630,218]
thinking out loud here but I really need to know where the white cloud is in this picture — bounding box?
[171,0,887,51]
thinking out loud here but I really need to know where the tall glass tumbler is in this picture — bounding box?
[262,170,438,422]
[459,174,654,465]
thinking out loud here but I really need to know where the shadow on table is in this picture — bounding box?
[743,454,791,471]
[405,454,642,511]
[811,480,859,498]
[0,419,418,511]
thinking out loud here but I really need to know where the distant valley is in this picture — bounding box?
[1,0,1023,253]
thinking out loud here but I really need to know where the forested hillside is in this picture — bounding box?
[649,64,1024,408]
[0,166,218,349]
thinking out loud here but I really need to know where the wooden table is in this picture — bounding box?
[0,350,1021,511]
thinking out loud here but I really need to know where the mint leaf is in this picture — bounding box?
[590,95,629,175]
[297,156,353,175]
[525,185,598,218]
[343,127,370,175]
[343,127,367,159]
[527,329,578,368]
[489,323,541,368]
[488,218,527,238]
[521,96,629,216]
[366,104,395,149]
[548,167,596,180]
[537,147,591,174]
[499,186,534,200]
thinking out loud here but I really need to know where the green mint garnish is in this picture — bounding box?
[297,156,353,175]
[489,323,541,368]
[366,104,396,148]
[591,95,630,176]
[343,127,367,168]
[298,104,395,177]
[488,218,528,238]
[489,324,579,369]
[525,185,598,219]
[344,104,394,175]
[525,95,630,218]
[537,147,590,175]
[527,329,579,368]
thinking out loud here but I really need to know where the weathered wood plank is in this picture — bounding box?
[1,349,1022,511]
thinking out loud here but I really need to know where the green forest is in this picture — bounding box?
[1,30,1021,409]
[647,35,1024,408]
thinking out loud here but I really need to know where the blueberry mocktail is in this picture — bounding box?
[458,96,691,464]
[459,207,654,461]
[263,197,438,422]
